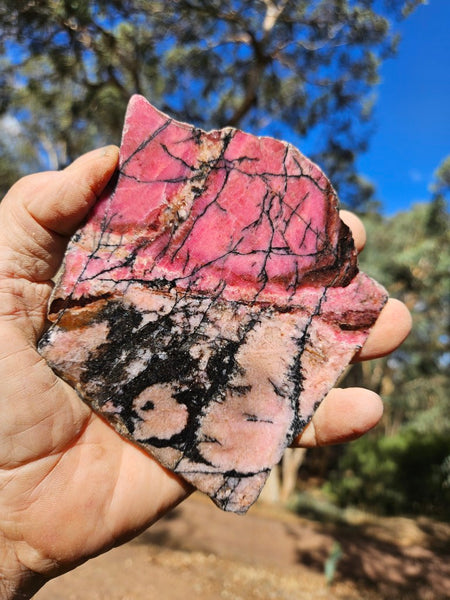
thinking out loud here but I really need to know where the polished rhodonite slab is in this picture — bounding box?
[38,95,387,513]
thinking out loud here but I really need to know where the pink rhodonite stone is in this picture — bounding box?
[38,95,388,513]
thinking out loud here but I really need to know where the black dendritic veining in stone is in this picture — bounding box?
[38,97,387,512]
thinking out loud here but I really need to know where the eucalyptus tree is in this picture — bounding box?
[0,0,422,204]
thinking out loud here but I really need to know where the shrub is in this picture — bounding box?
[325,428,450,519]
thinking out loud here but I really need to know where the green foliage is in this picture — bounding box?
[359,194,449,426]
[0,148,23,198]
[430,154,450,196]
[325,428,450,519]
[0,0,423,205]
[324,541,342,585]
[427,155,450,236]
[329,164,450,518]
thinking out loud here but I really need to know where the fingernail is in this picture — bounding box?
[100,145,120,157]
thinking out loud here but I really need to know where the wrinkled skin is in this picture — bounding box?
[0,146,411,599]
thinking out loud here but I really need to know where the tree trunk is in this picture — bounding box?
[259,448,306,505]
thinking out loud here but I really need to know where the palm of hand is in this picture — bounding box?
[0,147,410,596]
[0,149,190,594]
[0,324,186,572]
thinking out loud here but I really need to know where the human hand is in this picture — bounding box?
[0,148,411,599]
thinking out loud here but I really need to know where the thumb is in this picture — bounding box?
[25,145,120,237]
[0,146,119,282]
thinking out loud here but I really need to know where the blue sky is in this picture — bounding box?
[2,1,447,216]
[357,0,450,214]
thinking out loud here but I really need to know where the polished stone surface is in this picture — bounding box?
[38,95,387,512]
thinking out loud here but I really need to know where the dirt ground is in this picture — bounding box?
[35,493,450,600]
